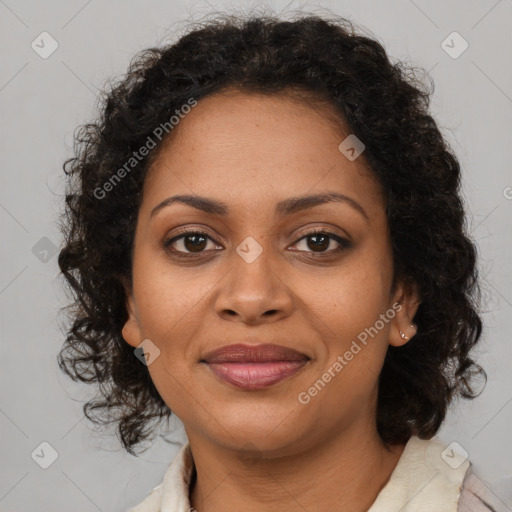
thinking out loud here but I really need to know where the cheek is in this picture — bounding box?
[133,250,210,341]
[301,253,392,344]
[131,257,205,412]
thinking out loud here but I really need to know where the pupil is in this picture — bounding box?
[308,234,328,252]
[185,235,206,252]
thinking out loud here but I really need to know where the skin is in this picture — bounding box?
[122,88,421,512]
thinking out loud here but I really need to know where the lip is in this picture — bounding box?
[201,343,310,390]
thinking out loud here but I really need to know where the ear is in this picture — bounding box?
[388,277,421,347]
[120,278,143,348]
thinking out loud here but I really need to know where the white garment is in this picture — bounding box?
[128,436,497,512]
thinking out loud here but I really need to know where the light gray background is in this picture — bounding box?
[1,0,511,510]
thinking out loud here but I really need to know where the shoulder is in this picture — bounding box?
[457,468,499,512]
[419,437,500,512]
[369,436,500,512]
[127,442,194,512]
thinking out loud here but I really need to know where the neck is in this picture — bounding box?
[187,422,406,512]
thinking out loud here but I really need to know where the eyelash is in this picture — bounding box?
[162,228,352,259]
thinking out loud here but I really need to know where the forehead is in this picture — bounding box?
[141,89,385,220]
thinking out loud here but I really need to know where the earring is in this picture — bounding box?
[399,324,417,341]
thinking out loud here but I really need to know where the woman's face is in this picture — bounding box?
[122,89,419,455]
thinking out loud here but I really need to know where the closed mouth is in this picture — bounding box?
[201,343,310,390]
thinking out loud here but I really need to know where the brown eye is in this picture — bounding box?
[181,233,208,252]
[163,231,221,255]
[305,233,330,252]
[292,230,351,255]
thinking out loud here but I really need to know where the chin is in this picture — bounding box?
[204,406,310,453]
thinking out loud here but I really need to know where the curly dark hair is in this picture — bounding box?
[57,11,486,456]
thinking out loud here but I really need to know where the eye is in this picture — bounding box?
[163,230,222,256]
[290,229,352,256]
[162,228,352,258]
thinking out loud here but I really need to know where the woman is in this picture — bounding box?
[57,12,498,511]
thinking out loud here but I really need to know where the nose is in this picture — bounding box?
[213,244,294,325]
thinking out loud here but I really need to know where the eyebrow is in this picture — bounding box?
[150,192,369,221]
